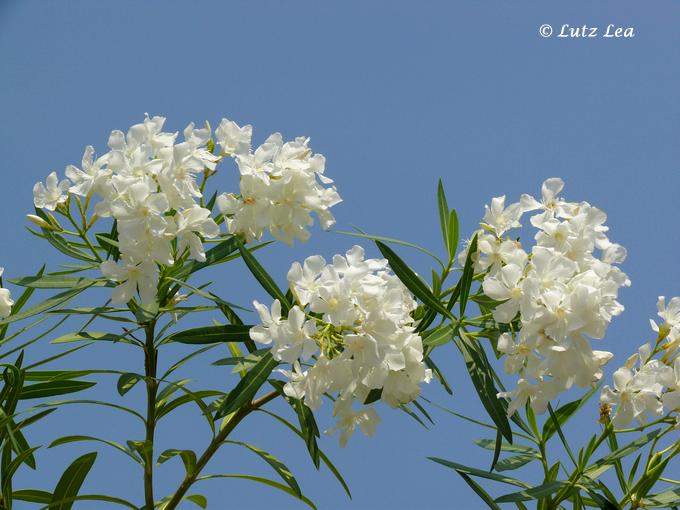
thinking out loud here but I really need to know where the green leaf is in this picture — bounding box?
[495,481,567,503]
[173,236,241,278]
[455,333,512,442]
[225,441,301,497]
[8,275,107,289]
[37,399,145,423]
[375,241,453,321]
[162,345,217,380]
[542,383,601,441]
[158,449,197,474]
[585,429,661,479]
[447,209,459,260]
[117,373,143,396]
[50,452,97,510]
[0,284,94,325]
[45,494,138,509]
[155,390,223,423]
[337,231,445,268]
[646,487,680,507]
[474,439,538,456]
[257,408,351,499]
[363,388,382,405]
[194,474,317,510]
[428,457,530,488]
[421,324,456,348]
[236,238,291,312]
[51,331,128,344]
[458,233,478,316]
[437,179,450,253]
[399,402,429,428]
[423,356,453,395]
[13,489,52,503]
[24,370,103,382]
[494,454,537,472]
[164,324,254,345]
[457,471,501,510]
[186,494,208,509]
[215,352,278,419]
[546,403,578,468]
[35,221,97,263]
[2,446,40,489]
[490,429,502,472]
[49,435,142,465]
[20,380,96,400]
[0,266,45,340]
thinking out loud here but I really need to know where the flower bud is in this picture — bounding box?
[26,214,59,231]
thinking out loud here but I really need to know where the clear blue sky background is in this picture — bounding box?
[1,1,679,509]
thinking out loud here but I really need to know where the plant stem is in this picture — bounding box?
[164,390,279,510]
[144,321,158,510]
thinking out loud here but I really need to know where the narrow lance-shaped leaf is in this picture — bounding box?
[174,236,241,278]
[542,383,601,441]
[224,440,302,497]
[585,429,661,479]
[437,179,450,252]
[458,471,501,510]
[215,351,278,419]
[258,408,350,499]
[8,275,107,289]
[236,238,291,312]
[428,457,531,489]
[455,333,512,442]
[0,266,45,341]
[0,283,94,326]
[49,435,142,465]
[164,324,254,345]
[50,452,98,510]
[447,208,459,260]
[32,221,97,263]
[458,233,478,317]
[375,241,453,321]
[495,481,568,503]
[194,474,317,510]
[20,380,96,400]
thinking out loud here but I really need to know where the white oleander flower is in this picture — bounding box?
[65,146,111,197]
[46,114,340,306]
[600,361,667,428]
[0,267,13,319]
[217,131,341,245]
[661,357,680,413]
[601,302,680,427]
[100,258,159,306]
[483,195,522,237]
[215,118,252,157]
[476,178,630,415]
[250,245,430,445]
[172,206,220,262]
[482,264,524,323]
[325,398,380,448]
[33,171,70,211]
[651,296,680,337]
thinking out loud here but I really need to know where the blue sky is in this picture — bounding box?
[1,1,679,509]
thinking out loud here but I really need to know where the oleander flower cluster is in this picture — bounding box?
[32,115,340,306]
[467,178,630,415]
[600,296,680,428]
[216,131,341,245]
[250,245,432,446]
[0,267,13,319]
